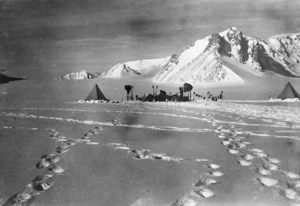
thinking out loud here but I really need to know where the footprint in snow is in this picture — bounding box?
[250,148,264,153]
[237,159,252,167]
[84,131,94,136]
[266,157,281,164]
[235,142,247,148]
[207,171,224,177]
[287,180,300,190]
[29,176,55,193]
[282,171,300,180]
[240,154,255,161]
[257,176,278,187]
[206,163,221,170]
[234,136,245,141]
[279,187,300,201]
[263,163,278,171]
[55,146,70,154]
[221,140,231,146]
[2,192,33,206]
[114,145,131,150]
[47,165,65,174]
[241,141,251,145]
[227,149,239,155]
[194,187,215,198]
[85,141,100,145]
[62,140,77,146]
[254,167,272,176]
[250,149,268,158]
[36,155,60,169]
[193,178,218,187]
[171,198,196,206]
[234,131,243,135]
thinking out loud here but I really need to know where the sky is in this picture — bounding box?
[1,0,300,77]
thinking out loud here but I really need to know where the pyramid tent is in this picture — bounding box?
[0,73,24,84]
[277,82,300,100]
[85,84,109,101]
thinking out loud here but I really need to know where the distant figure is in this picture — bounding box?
[179,87,183,98]
[125,85,133,101]
[207,91,211,100]
[218,90,224,100]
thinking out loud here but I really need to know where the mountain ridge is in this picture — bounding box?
[104,27,300,85]
[56,70,105,80]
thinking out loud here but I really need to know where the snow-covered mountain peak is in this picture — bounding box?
[105,28,300,84]
[105,57,171,79]
[56,70,104,80]
[219,27,243,39]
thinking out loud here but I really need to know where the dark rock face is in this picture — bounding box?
[251,43,263,63]
[204,33,231,57]
[225,28,248,62]
[123,64,141,75]
[257,50,296,77]
[206,28,300,77]
[160,54,179,72]
[218,36,232,57]
[239,35,249,63]
[169,54,179,64]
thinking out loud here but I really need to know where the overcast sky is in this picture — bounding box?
[2,0,299,36]
[1,0,300,75]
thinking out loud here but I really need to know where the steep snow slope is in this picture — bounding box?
[267,34,300,75]
[105,27,300,84]
[153,37,210,82]
[153,36,244,84]
[105,57,170,79]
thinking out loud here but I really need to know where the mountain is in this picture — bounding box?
[105,58,170,79]
[0,73,25,84]
[56,70,105,80]
[104,27,300,84]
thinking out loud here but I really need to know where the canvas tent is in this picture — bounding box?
[277,82,300,100]
[85,84,109,101]
[0,73,24,84]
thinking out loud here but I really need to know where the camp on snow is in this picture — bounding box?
[85,84,109,101]
[277,82,300,100]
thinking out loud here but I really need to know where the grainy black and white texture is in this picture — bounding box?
[1,1,300,206]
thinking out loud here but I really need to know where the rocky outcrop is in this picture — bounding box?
[55,70,104,80]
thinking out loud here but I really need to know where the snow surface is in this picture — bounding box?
[1,100,300,206]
